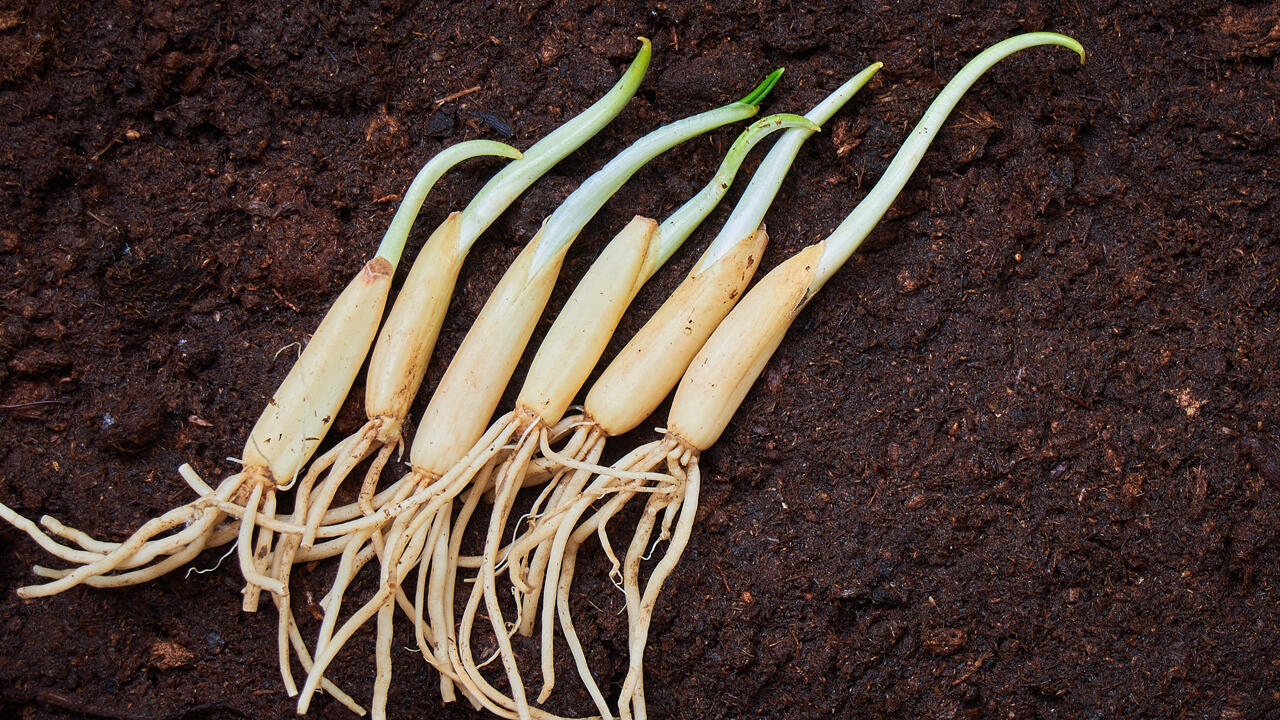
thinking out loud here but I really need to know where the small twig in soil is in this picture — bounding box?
[1059,391,1094,411]
[0,398,68,409]
[271,287,302,313]
[951,651,993,687]
[435,84,482,107]
[90,138,119,161]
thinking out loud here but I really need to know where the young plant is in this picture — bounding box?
[534,32,1084,720]
[293,69,786,720]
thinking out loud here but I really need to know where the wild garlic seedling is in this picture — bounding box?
[533,32,1084,720]
[293,69,786,720]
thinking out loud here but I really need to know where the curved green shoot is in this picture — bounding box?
[529,68,785,275]
[811,32,1085,289]
[455,38,653,248]
[738,68,785,107]
[694,61,883,273]
[373,140,522,267]
[648,113,818,275]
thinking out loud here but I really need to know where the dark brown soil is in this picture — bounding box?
[2,1,1278,719]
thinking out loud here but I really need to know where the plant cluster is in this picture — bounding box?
[2,32,1084,720]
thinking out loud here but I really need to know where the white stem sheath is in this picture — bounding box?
[667,243,824,451]
[517,216,658,425]
[365,212,465,427]
[374,141,522,267]
[695,62,881,273]
[242,257,394,483]
[409,229,566,476]
[457,39,652,247]
[586,228,769,437]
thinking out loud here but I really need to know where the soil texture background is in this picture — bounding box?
[1,1,1278,719]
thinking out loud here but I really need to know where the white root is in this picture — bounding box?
[297,422,381,549]
[439,471,494,711]
[10,471,247,598]
[236,481,285,605]
[617,457,699,720]
[473,424,545,718]
[297,509,425,714]
[527,437,678,712]
[296,417,522,714]
[514,431,606,632]
[242,484,279,610]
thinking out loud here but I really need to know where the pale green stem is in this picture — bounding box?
[811,32,1085,290]
[455,38,653,250]
[694,61,883,273]
[648,113,818,275]
[373,140,522,267]
[529,68,785,275]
